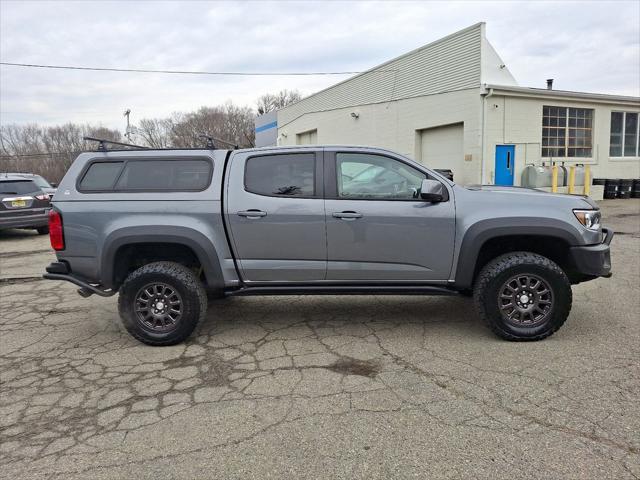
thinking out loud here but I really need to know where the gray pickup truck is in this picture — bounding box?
[43,146,613,345]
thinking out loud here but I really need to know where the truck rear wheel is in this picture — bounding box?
[118,261,207,346]
[473,252,572,341]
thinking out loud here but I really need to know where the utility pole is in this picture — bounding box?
[123,109,131,142]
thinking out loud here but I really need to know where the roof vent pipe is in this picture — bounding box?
[546,79,554,90]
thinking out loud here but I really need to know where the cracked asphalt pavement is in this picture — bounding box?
[1,199,639,479]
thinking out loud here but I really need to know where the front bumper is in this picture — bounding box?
[0,210,49,230]
[569,227,613,278]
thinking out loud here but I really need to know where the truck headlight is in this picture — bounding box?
[573,209,601,231]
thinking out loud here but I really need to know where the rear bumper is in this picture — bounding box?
[0,210,49,230]
[43,261,116,297]
[569,227,613,278]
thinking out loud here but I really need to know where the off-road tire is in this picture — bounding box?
[36,226,49,235]
[473,252,572,341]
[118,261,207,346]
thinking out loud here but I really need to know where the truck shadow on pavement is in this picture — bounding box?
[0,228,41,239]
[199,294,483,340]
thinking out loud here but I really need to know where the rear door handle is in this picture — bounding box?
[237,209,267,218]
[332,211,363,219]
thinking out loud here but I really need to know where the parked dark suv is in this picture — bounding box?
[0,174,51,234]
[9,173,57,199]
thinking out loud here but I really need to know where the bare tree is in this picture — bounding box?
[137,118,174,149]
[1,100,256,182]
[145,103,255,149]
[221,102,256,147]
[256,89,302,115]
[0,123,122,182]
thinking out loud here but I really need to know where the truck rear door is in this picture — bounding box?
[225,149,326,282]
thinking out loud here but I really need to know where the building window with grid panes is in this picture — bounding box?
[542,106,593,158]
[610,112,639,157]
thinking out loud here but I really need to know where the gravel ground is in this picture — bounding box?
[1,199,639,479]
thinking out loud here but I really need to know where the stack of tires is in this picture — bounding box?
[603,179,619,199]
[618,179,633,199]
[598,179,640,200]
[434,169,454,181]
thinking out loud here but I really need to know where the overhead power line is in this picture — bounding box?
[0,62,361,76]
[0,151,82,158]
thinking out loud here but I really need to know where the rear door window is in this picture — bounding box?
[0,180,40,195]
[32,175,53,189]
[245,153,316,197]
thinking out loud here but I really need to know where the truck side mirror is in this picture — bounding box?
[420,178,445,202]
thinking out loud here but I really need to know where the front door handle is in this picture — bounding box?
[332,211,363,219]
[237,209,267,219]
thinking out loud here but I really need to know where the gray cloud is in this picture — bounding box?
[1,0,638,132]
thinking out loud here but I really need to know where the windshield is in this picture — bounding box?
[32,175,52,189]
[0,180,40,195]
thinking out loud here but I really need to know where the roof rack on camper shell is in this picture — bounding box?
[82,135,239,153]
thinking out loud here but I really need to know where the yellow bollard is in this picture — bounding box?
[584,165,591,196]
[551,165,558,193]
[568,166,576,194]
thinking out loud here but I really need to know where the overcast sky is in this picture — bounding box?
[1,0,638,132]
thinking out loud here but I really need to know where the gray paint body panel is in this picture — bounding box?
[323,146,455,281]
[451,185,601,287]
[325,198,455,280]
[50,145,608,292]
[53,150,239,289]
[224,149,327,282]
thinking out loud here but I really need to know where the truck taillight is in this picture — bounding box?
[49,210,65,250]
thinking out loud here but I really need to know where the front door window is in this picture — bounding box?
[337,153,425,200]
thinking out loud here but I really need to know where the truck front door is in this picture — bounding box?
[225,150,326,282]
[324,150,455,281]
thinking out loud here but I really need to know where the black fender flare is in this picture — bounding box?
[101,226,224,290]
[453,218,583,289]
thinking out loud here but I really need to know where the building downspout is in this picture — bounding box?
[480,86,494,184]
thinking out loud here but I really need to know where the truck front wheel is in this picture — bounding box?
[473,252,572,341]
[118,261,207,346]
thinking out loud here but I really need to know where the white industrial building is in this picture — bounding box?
[256,23,640,187]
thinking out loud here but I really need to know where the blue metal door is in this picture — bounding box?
[495,145,515,185]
